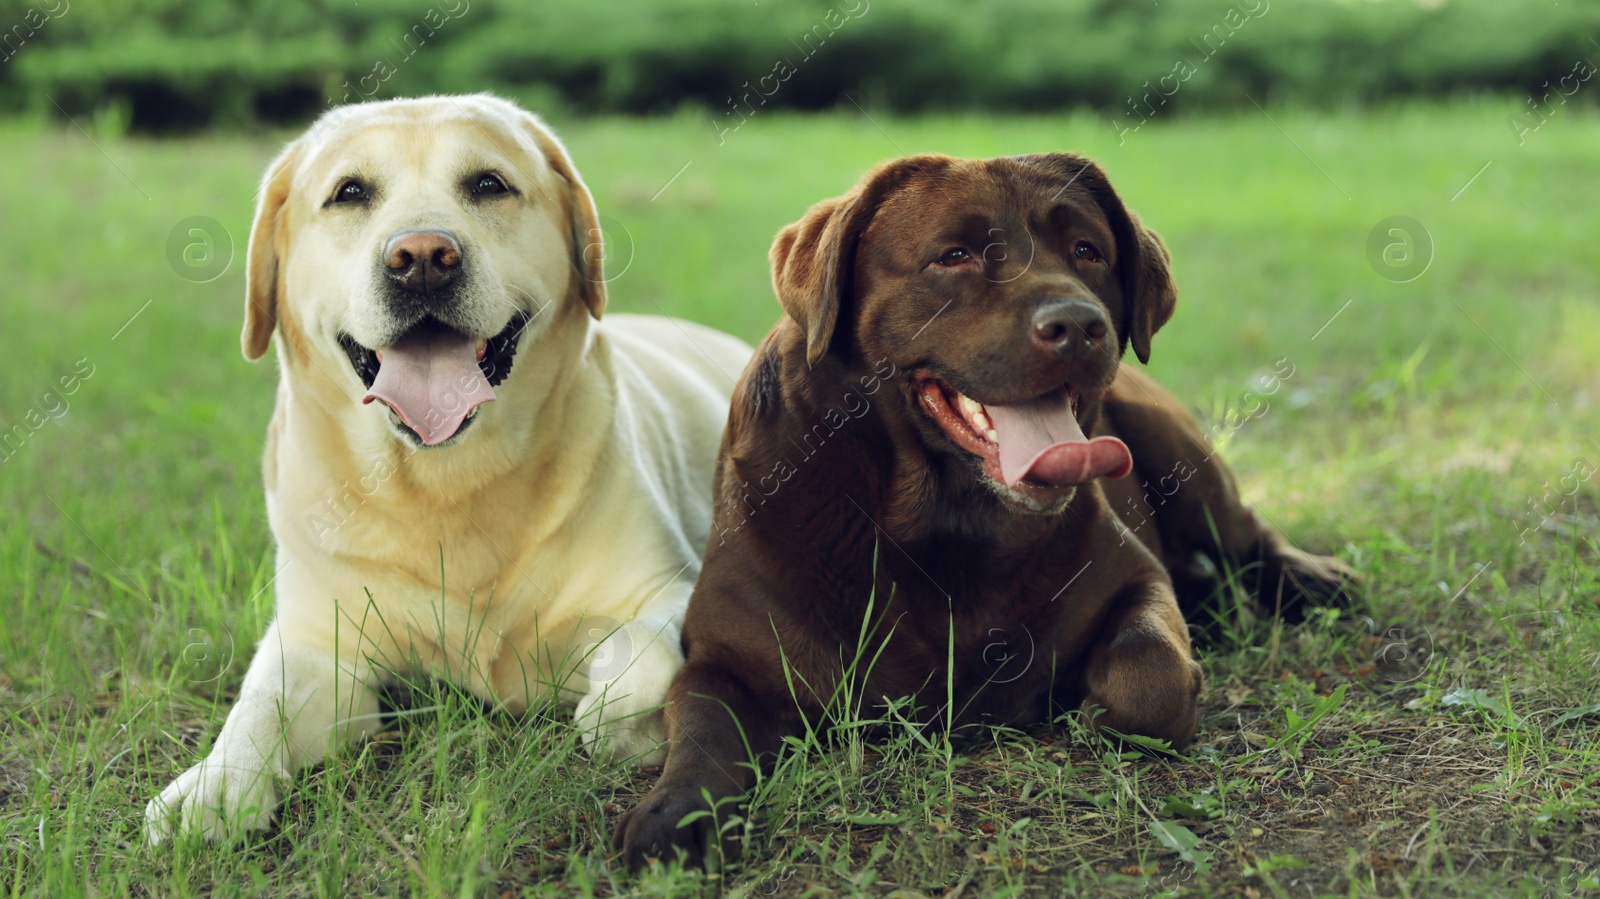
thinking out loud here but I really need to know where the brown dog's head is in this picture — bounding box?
[770,153,1176,512]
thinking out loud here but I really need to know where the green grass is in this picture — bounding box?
[2,99,1598,896]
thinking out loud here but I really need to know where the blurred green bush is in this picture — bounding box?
[0,0,1593,131]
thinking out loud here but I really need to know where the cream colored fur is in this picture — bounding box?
[144,95,750,843]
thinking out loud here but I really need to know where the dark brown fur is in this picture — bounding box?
[615,153,1353,869]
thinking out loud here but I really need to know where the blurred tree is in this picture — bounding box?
[0,0,1593,131]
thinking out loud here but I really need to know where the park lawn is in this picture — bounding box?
[0,99,1597,896]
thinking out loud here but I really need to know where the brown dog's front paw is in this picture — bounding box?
[614,785,733,873]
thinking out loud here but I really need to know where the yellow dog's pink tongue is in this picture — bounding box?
[985,392,1132,487]
[362,329,494,446]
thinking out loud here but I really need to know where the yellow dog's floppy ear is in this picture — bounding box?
[522,112,607,320]
[1011,153,1177,365]
[243,141,301,361]
[770,155,949,368]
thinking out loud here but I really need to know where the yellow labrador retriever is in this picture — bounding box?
[145,95,751,842]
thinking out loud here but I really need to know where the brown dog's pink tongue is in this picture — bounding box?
[362,329,494,446]
[985,392,1133,487]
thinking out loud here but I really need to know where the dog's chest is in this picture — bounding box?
[284,496,587,677]
[861,552,1105,726]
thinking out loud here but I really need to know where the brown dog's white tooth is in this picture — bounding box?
[959,395,982,414]
[972,411,992,432]
[985,429,998,443]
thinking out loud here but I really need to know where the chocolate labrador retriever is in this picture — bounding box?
[615,152,1352,868]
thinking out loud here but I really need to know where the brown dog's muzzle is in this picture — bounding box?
[914,289,1129,500]
[1031,296,1109,364]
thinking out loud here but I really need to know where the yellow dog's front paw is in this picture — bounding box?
[573,627,681,765]
[144,754,279,845]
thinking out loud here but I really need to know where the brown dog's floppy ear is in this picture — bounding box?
[1012,153,1177,364]
[1120,209,1177,365]
[523,112,607,319]
[770,156,948,368]
[243,141,301,361]
[769,194,853,369]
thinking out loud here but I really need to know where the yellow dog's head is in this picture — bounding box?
[244,94,606,448]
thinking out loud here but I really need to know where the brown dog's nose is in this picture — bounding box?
[1032,297,1108,358]
[383,229,462,294]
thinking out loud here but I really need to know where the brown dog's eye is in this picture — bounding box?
[472,173,508,196]
[936,247,973,267]
[332,180,368,204]
[1073,241,1103,264]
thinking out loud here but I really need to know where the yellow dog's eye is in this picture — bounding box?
[472,173,508,196]
[332,180,368,204]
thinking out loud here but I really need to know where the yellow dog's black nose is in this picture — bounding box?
[382,229,462,295]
